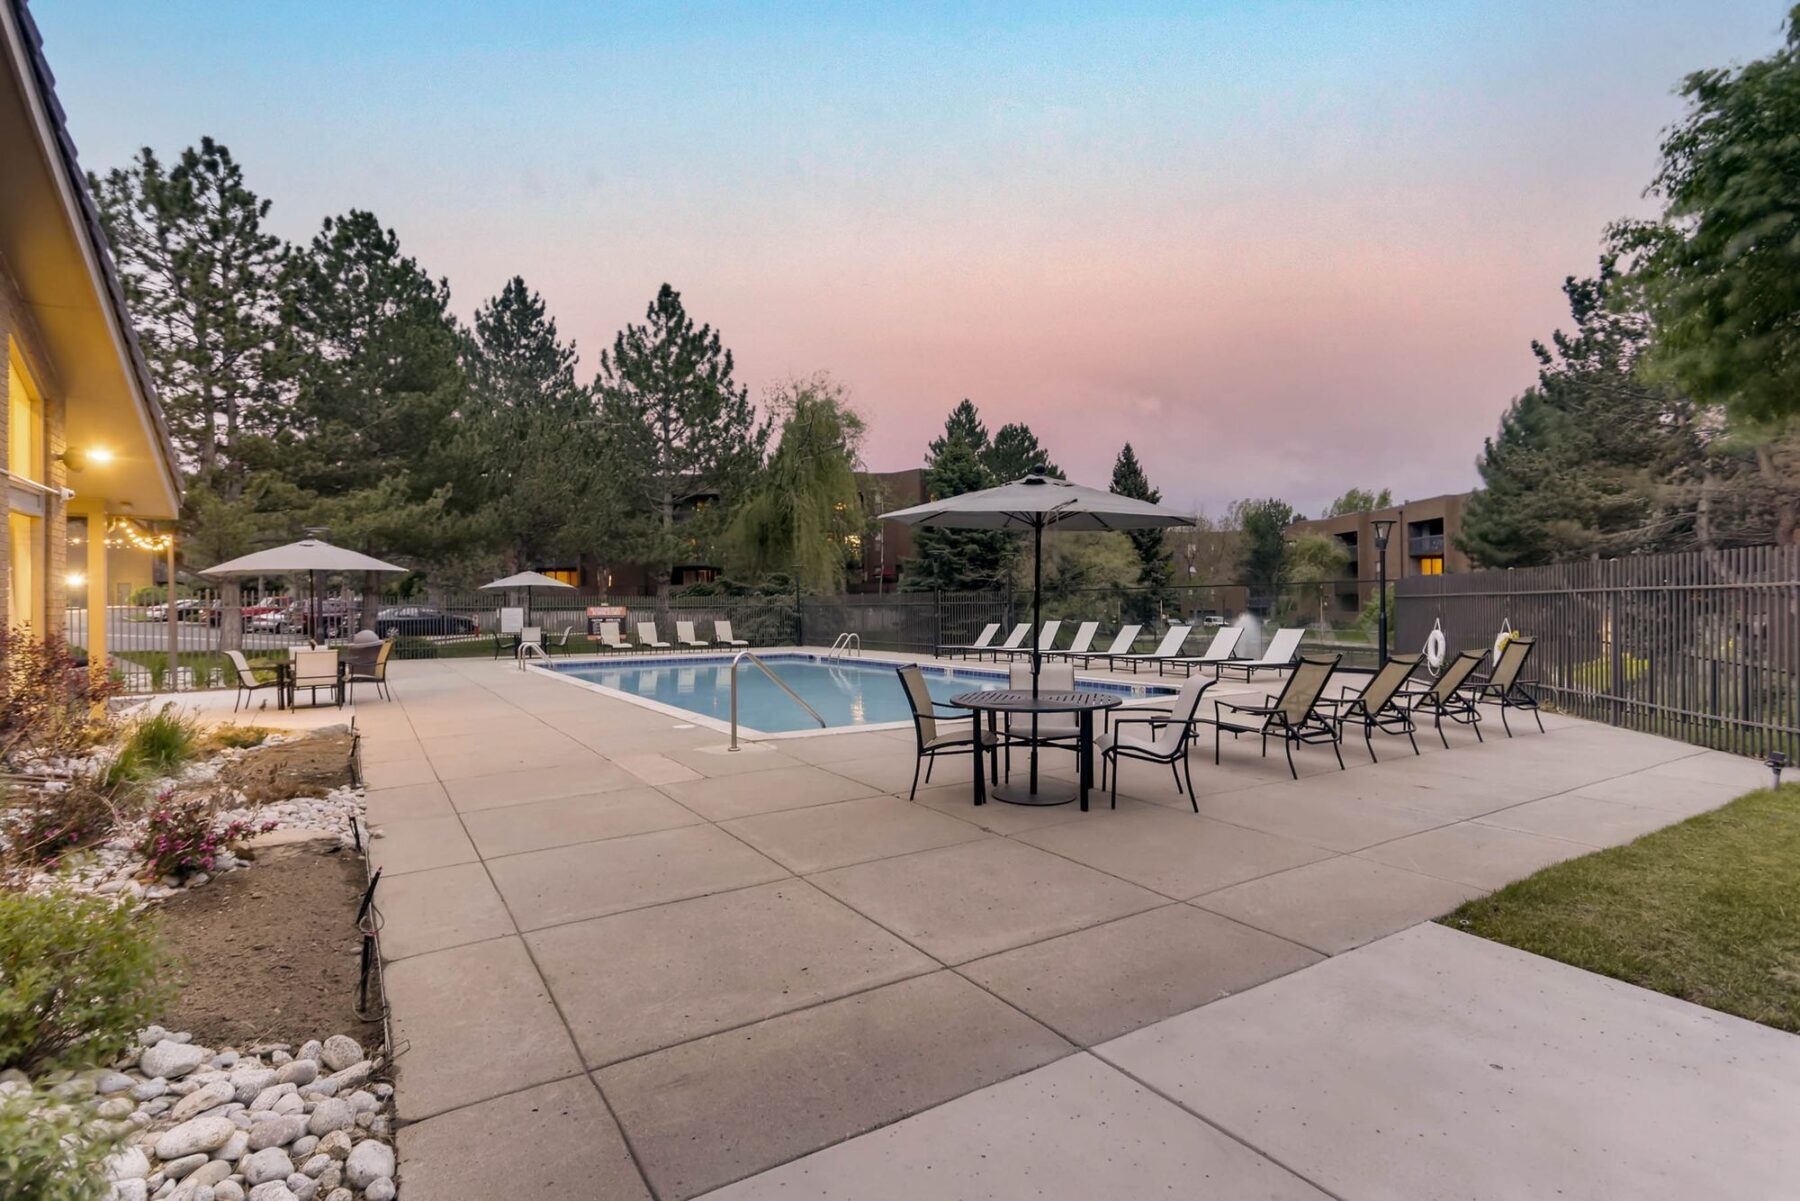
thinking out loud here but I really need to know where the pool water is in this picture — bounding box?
[545,654,1175,734]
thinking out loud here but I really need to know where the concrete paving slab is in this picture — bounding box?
[376,862,516,961]
[441,759,642,811]
[961,903,1321,1046]
[398,1076,650,1201]
[906,781,1093,835]
[358,737,426,766]
[1193,785,1450,852]
[1016,805,1333,899]
[361,780,454,822]
[808,753,934,795]
[697,1052,1329,1201]
[610,751,704,785]
[425,742,604,781]
[528,879,935,1065]
[418,728,584,762]
[719,795,988,873]
[1356,821,1590,890]
[663,744,805,777]
[1096,923,1800,1201]
[776,730,921,765]
[657,763,881,821]
[459,787,701,858]
[1193,855,1484,955]
[1637,748,1770,788]
[1572,768,1754,815]
[809,838,1164,964]
[367,814,478,876]
[385,936,582,1120]
[597,971,1073,1200]
[487,823,789,930]
[1474,792,1685,847]
[361,758,438,790]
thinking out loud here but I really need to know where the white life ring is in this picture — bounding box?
[1492,618,1515,665]
[1424,621,1447,674]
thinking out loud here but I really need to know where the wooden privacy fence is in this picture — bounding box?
[1395,547,1800,762]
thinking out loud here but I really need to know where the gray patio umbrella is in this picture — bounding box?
[480,570,575,624]
[881,466,1196,688]
[203,538,407,642]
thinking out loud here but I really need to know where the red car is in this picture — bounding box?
[207,598,290,630]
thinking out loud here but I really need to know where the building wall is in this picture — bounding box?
[853,468,925,591]
[0,248,67,637]
[1287,491,1473,610]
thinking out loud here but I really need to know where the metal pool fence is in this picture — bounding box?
[1394,547,1800,763]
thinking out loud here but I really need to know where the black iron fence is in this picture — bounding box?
[1395,547,1800,762]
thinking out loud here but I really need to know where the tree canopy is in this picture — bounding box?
[1322,488,1392,517]
[728,375,865,592]
[1109,443,1172,619]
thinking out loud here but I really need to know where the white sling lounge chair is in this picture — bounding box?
[714,620,749,647]
[637,622,672,651]
[978,623,1031,662]
[999,620,1063,662]
[937,622,1001,660]
[1108,625,1192,674]
[675,621,709,649]
[1042,621,1099,663]
[597,621,633,652]
[1065,625,1142,669]
[1157,626,1245,677]
[1214,626,1304,681]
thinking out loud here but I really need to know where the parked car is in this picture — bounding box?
[206,598,288,629]
[374,606,477,638]
[268,598,357,637]
[143,599,204,622]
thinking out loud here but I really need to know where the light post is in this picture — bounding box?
[1372,518,1396,666]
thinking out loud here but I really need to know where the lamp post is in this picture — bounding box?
[1372,518,1396,666]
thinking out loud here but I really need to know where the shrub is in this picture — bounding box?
[136,797,274,881]
[205,725,272,752]
[0,1082,118,1201]
[0,891,168,1074]
[118,705,198,778]
[0,783,122,875]
[0,631,119,769]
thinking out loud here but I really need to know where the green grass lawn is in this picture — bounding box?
[1443,783,1800,1032]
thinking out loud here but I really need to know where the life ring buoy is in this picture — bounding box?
[1492,618,1515,665]
[1424,621,1447,674]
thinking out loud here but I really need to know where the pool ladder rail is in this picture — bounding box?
[824,632,862,661]
[729,649,827,751]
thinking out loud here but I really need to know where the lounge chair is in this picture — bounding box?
[1157,626,1244,677]
[1065,625,1142,669]
[999,620,1063,663]
[226,650,284,713]
[896,665,1000,799]
[347,638,395,702]
[978,623,1031,663]
[675,621,709,649]
[1470,636,1544,736]
[1317,652,1420,761]
[1409,649,1488,747]
[1098,674,1216,810]
[1210,654,1344,779]
[1213,627,1304,682]
[289,648,342,709]
[637,622,672,651]
[1041,621,1099,663]
[937,622,1000,660]
[1107,625,1192,673]
[597,621,633,652]
[714,620,749,647]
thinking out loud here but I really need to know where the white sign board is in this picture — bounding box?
[499,606,525,634]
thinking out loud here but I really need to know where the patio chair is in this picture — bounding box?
[999,620,1063,663]
[1106,625,1192,673]
[1408,649,1488,747]
[1157,626,1245,677]
[1041,621,1099,663]
[597,621,633,652]
[1317,652,1420,761]
[896,664,1000,798]
[347,638,396,703]
[937,622,1000,659]
[1001,663,1082,767]
[1470,636,1544,736]
[1097,674,1216,810]
[1065,624,1142,669]
[1213,627,1305,682]
[289,648,342,709]
[977,623,1031,662]
[1210,654,1345,779]
[517,626,546,661]
[543,625,578,656]
[636,622,672,651]
[675,621,709,649]
[225,650,284,713]
[714,620,749,647]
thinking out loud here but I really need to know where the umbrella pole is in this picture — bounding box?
[1030,518,1042,795]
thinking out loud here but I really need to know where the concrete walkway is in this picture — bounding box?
[317,653,1772,1199]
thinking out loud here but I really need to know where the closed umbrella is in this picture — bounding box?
[203,538,406,643]
[480,570,576,626]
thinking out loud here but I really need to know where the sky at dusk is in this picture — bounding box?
[31,1,1790,516]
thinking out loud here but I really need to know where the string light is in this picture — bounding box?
[106,518,173,553]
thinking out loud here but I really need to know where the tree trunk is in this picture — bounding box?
[360,570,379,632]
[219,577,244,652]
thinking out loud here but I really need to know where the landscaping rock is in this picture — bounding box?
[317,1036,361,1073]
[247,1115,306,1151]
[270,1092,304,1116]
[213,1185,245,1201]
[285,1175,317,1201]
[98,1096,136,1119]
[161,1152,209,1180]
[187,1160,231,1188]
[291,1135,317,1158]
[305,1098,355,1136]
[296,1041,322,1063]
[273,1060,316,1087]
[170,1080,235,1123]
[141,1041,210,1080]
[343,1139,394,1190]
[320,1061,371,1092]
[154,1116,236,1160]
[132,1078,169,1101]
[231,1068,277,1102]
[242,1147,294,1186]
[214,1130,249,1162]
[107,1182,149,1201]
[246,1185,297,1201]
[105,1146,152,1181]
[96,1071,137,1095]
[250,1083,295,1111]
[315,1130,352,1160]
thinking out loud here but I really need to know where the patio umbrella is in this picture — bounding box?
[480,570,575,625]
[202,538,407,643]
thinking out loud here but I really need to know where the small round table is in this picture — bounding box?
[951,690,1122,811]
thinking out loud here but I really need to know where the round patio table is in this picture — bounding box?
[951,689,1121,811]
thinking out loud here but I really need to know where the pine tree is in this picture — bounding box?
[928,399,989,461]
[1110,444,1171,619]
[986,423,1062,483]
[902,427,1012,592]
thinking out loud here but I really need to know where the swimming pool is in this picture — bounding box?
[541,653,1177,735]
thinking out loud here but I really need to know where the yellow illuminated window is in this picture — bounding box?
[540,568,579,587]
[8,345,46,631]
[1417,555,1444,575]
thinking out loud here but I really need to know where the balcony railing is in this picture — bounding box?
[1408,534,1445,556]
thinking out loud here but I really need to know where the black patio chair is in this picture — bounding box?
[1210,654,1345,779]
[1408,649,1488,747]
[1470,636,1544,736]
[1097,674,1216,810]
[896,665,1001,798]
[1317,652,1421,762]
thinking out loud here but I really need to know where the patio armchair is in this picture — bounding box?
[1213,627,1304,682]
[714,620,749,647]
[936,622,1000,660]
[1316,652,1420,761]
[1106,624,1192,673]
[289,648,343,709]
[896,664,1001,799]
[637,622,672,651]
[675,621,709,649]
[1041,621,1099,663]
[1065,624,1142,669]
[998,620,1063,663]
[1157,626,1244,678]
[1097,674,1216,809]
[1469,636,1544,736]
[1408,649,1488,747]
[347,638,396,703]
[544,625,577,656]
[597,621,633,652]
[225,650,284,713]
[1210,654,1345,779]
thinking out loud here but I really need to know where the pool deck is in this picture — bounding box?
[176,647,1795,1199]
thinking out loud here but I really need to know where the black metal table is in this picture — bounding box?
[951,690,1122,811]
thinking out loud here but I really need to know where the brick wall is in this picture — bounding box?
[0,245,67,635]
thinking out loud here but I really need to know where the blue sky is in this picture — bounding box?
[33,1,1789,513]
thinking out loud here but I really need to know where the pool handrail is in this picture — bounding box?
[730,649,827,750]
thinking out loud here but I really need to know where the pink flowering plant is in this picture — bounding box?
[135,793,276,880]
